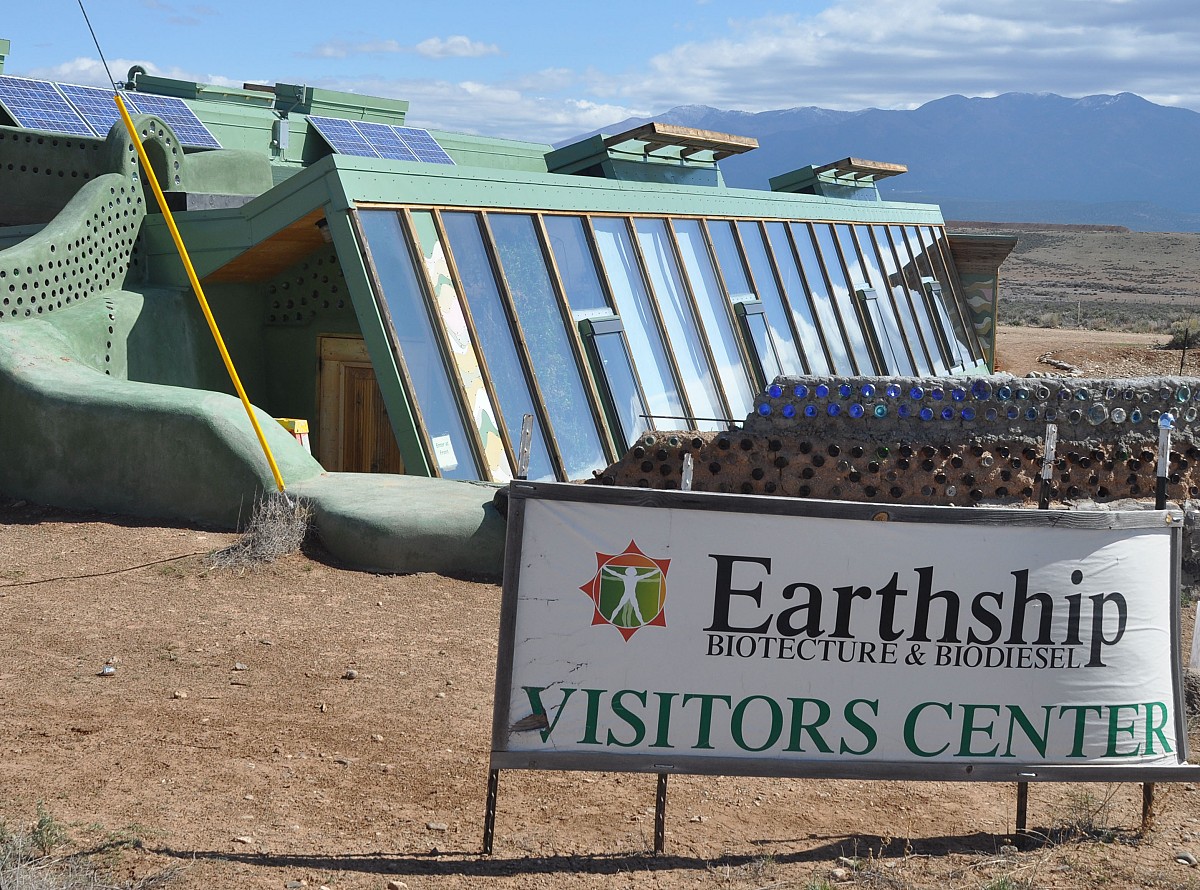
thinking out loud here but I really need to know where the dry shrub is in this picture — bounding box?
[1166,316,1200,349]
[207,492,312,569]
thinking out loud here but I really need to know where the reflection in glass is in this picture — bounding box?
[889,225,951,373]
[906,225,970,369]
[543,215,609,314]
[587,322,650,446]
[788,223,859,373]
[673,219,756,419]
[358,211,480,480]
[592,217,686,426]
[812,223,878,374]
[738,303,784,385]
[736,220,804,375]
[634,218,724,430]
[707,219,755,301]
[921,226,978,361]
[440,211,555,481]
[873,225,935,375]
[764,222,832,375]
[843,224,914,375]
[487,213,607,479]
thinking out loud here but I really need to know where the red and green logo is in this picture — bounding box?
[579,541,670,641]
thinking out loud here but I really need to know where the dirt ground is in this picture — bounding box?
[6,265,1200,889]
[4,325,1200,890]
[993,325,1196,378]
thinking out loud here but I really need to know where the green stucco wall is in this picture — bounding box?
[0,302,323,526]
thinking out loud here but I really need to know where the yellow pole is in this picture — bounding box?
[114,94,287,492]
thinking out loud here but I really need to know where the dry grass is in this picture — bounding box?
[205,491,312,569]
[0,808,181,890]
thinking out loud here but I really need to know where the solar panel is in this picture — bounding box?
[395,127,455,165]
[307,115,379,157]
[57,83,125,138]
[351,120,417,162]
[124,93,221,149]
[0,75,93,137]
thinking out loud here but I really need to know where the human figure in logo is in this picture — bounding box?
[601,564,658,627]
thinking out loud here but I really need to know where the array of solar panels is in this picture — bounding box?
[307,115,454,165]
[0,75,221,149]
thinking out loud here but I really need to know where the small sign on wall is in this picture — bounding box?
[492,482,1193,780]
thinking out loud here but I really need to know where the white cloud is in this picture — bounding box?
[414,36,501,59]
[26,0,1200,145]
[603,0,1200,113]
[306,35,499,61]
[313,74,648,142]
[26,57,239,90]
[308,40,405,59]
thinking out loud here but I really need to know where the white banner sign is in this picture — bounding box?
[492,484,1189,778]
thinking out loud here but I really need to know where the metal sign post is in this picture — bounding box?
[516,414,534,481]
[650,453,697,854]
[1143,411,1175,831]
[483,412,535,854]
[1019,422,1058,839]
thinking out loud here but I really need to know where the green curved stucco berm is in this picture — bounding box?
[0,118,505,579]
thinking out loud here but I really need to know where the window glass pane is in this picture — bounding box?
[844,224,915,375]
[440,211,556,481]
[906,225,970,369]
[408,211,512,481]
[592,217,686,426]
[921,226,979,362]
[592,329,650,446]
[673,219,756,419]
[790,223,865,374]
[890,225,951,374]
[707,219,755,300]
[634,218,725,430]
[487,213,607,480]
[813,223,878,374]
[736,220,804,376]
[358,210,480,480]
[544,215,610,314]
[765,221,832,375]
[741,306,783,384]
[872,225,935,375]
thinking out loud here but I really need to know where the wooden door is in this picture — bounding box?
[318,336,404,474]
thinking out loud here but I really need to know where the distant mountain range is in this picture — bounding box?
[585,93,1200,233]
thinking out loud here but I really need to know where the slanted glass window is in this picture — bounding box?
[888,224,952,373]
[358,210,481,480]
[871,224,935,375]
[764,221,832,376]
[736,220,805,375]
[905,225,971,369]
[735,301,784,387]
[842,224,915,375]
[634,218,725,430]
[580,317,650,447]
[544,215,610,315]
[671,219,755,419]
[408,211,512,482]
[921,226,980,363]
[487,213,607,479]
[812,223,879,374]
[786,223,857,375]
[592,217,687,427]
[440,211,556,481]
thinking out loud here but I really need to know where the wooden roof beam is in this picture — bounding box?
[812,156,908,180]
[603,121,758,160]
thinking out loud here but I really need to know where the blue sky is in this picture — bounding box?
[4,0,1197,142]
